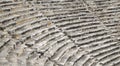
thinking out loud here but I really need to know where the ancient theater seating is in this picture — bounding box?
[0,0,120,66]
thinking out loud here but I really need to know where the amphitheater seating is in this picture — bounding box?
[0,0,120,66]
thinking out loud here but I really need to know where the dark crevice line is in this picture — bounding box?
[0,39,10,52]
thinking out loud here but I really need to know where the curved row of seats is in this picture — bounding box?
[1,0,120,66]
[0,0,61,66]
[0,0,89,66]
[33,0,120,66]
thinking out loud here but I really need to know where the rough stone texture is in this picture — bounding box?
[0,0,120,66]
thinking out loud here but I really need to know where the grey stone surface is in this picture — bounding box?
[0,0,120,66]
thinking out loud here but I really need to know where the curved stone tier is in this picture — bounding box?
[0,0,120,66]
